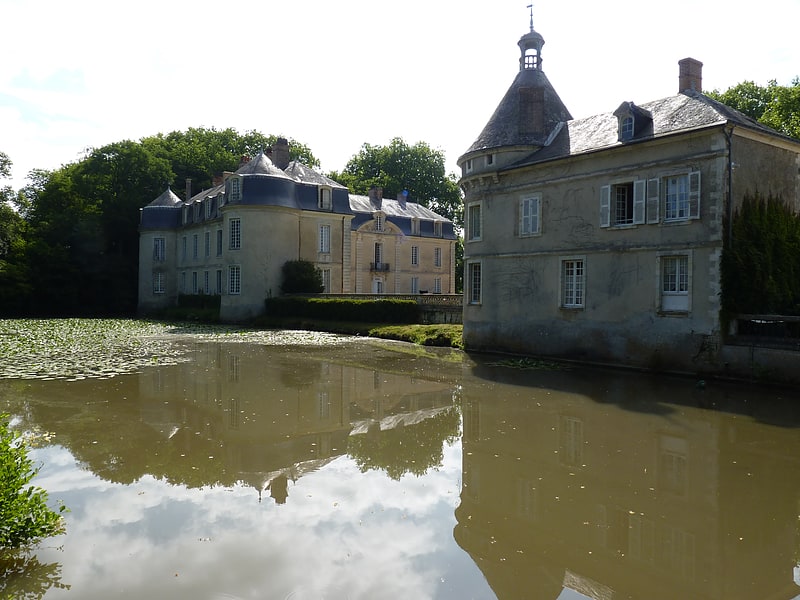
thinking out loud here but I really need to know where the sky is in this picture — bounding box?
[2,0,800,192]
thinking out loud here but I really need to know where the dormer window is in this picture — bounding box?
[228,177,241,203]
[375,213,384,232]
[620,116,634,141]
[411,218,420,236]
[318,186,332,211]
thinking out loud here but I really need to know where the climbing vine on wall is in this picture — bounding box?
[721,193,800,316]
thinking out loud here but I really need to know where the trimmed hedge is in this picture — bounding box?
[265,297,420,324]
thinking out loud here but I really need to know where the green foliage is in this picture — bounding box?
[708,78,800,139]
[721,193,800,315]
[0,414,65,550]
[266,297,420,323]
[280,260,324,294]
[328,137,463,226]
[368,324,463,348]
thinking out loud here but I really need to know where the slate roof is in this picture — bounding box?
[512,90,800,168]
[146,187,183,207]
[348,194,451,222]
[465,67,573,154]
[283,161,347,188]
[235,150,293,179]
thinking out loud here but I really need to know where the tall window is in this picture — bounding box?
[468,203,481,241]
[411,245,419,266]
[152,272,165,294]
[434,221,442,237]
[180,271,186,293]
[520,194,541,236]
[153,237,166,262]
[661,254,689,312]
[318,187,332,210]
[375,214,384,232]
[230,218,241,250]
[665,175,689,221]
[433,277,441,294]
[229,177,241,203]
[411,219,420,235]
[319,224,331,253]
[229,265,241,295]
[321,268,331,293]
[182,236,187,261]
[601,182,645,227]
[192,234,198,259]
[374,242,383,266]
[561,259,585,308]
[204,231,210,257]
[192,271,198,294]
[434,247,442,268]
[216,269,223,294]
[468,262,481,304]
[203,270,210,294]
[411,276,419,294]
[216,229,223,256]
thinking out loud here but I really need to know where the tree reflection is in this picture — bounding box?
[0,551,70,599]
[347,406,460,480]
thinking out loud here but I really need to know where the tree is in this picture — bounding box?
[328,137,463,226]
[0,414,66,550]
[708,78,800,139]
[280,260,324,294]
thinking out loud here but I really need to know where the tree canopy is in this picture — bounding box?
[328,137,463,226]
[708,78,800,139]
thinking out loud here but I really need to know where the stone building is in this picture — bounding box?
[458,22,800,377]
[138,138,457,321]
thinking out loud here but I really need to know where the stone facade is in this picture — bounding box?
[138,140,457,321]
[458,25,800,378]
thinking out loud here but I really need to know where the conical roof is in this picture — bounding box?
[146,187,183,207]
[235,150,293,180]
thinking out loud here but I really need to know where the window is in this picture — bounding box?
[204,231,210,257]
[203,270,210,294]
[486,154,494,166]
[192,271,198,294]
[318,187,332,210]
[665,173,701,221]
[434,221,442,237]
[230,218,241,250]
[319,224,331,253]
[216,229,223,256]
[206,199,213,219]
[182,236,187,261]
[229,265,241,295]
[600,181,645,227]
[153,237,166,262]
[321,268,331,293]
[661,254,690,312]
[411,276,419,294]
[180,271,186,293]
[374,242,383,267]
[411,245,419,266]
[192,234,198,259]
[520,194,541,236]
[620,116,634,140]
[559,416,584,466]
[375,213,384,232]
[152,272,165,294]
[465,158,473,174]
[194,202,202,222]
[433,277,441,294]
[411,219,420,235]
[468,203,481,241]
[216,269,223,294]
[468,262,481,304]
[229,177,241,203]
[434,247,442,268]
[561,258,585,308]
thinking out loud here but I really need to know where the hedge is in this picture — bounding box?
[265,297,420,324]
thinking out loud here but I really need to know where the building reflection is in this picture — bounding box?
[456,367,800,600]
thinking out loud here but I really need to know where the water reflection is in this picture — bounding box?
[457,363,800,600]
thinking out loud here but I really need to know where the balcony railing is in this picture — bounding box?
[370,262,390,272]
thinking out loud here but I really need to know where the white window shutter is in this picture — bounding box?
[689,171,701,219]
[646,178,660,224]
[519,198,530,235]
[533,194,541,234]
[600,185,610,228]
[633,180,646,224]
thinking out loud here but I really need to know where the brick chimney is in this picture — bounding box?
[272,137,290,170]
[678,58,703,93]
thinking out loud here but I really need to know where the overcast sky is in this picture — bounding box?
[3,0,800,192]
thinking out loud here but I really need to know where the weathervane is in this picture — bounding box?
[527,3,534,31]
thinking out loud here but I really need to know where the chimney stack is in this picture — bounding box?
[185,177,192,201]
[368,185,383,209]
[272,137,290,170]
[678,58,703,93]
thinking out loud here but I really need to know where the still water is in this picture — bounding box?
[2,333,800,599]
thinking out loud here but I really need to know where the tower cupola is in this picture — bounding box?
[518,7,544,71]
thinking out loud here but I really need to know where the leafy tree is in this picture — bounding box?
[708,78,800,139]
[280,260,324,294]
[0,153,30,316]
[0,414,66,550]
[328,137,463,226]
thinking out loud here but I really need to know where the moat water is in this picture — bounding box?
[2,334,800,599]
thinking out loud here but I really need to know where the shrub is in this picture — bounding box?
[280,260,324,294]
[0,415,65,550]
[265,297,419,324]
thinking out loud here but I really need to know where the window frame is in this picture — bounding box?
[411,245,419,266]
[192,234,198,259]
[216,229,223,256]
[600,181,645,227]
[519,193,542,237]
[560,257,585,309]
[434,247,442,268]
[228,265,241,295]
[152,271,165,295]
[468,261,482,305]
[229,218,241,250]
[319,224,331,254]
[318,186,332,211]
[153,237,166,262]
[658,252,691,314]
[228,177,241,204]
[467,202,482,242]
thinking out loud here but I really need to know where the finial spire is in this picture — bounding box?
[527,3,534,31]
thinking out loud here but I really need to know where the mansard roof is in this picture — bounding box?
[348,194,451,222]
[513,90,800,167]
[464,67,572,154]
